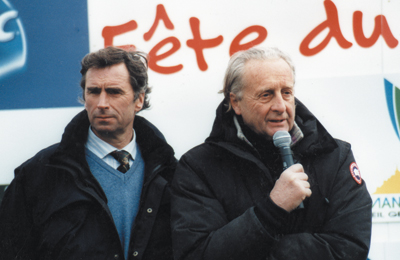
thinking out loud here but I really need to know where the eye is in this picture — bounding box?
[282,89,293,98]
[260,90,272,98]
[259,91,272,101]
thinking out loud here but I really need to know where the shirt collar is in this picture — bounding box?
[85,127,137,160]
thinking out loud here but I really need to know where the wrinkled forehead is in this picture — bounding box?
[242,58,295,87]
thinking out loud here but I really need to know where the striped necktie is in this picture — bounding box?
[110,150,132,173]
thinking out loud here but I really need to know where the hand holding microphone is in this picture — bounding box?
[270,131,311,212]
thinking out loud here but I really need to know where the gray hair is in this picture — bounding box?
[220,47,295,111]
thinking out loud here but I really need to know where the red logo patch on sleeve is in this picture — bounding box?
[349,162,362,185]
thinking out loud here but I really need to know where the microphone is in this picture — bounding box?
[273,131,304,209]
[273,131,293,170]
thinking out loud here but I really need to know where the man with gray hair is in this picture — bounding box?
[0,47,176,260]
[171,47,372,259]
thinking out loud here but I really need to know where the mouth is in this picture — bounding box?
[95,115,114,120]
[269,119,285,123]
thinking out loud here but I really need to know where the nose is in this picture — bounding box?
[97,91,109,109]
[271,93,286,113]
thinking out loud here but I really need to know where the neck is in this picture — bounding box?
[92,127,134,149]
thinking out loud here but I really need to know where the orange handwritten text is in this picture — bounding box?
[300,0,398,56]
[102,2,398,73]
[102,4,267,74]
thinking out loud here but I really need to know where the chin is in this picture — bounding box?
[93,127,116,136]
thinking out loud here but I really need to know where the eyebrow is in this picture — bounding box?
[257,88,274,94]
[86,86,100,91]
[106,87,124,94]
[86,86,124,91]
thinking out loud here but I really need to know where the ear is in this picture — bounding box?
[230,92,242,115]
[134,92,145,112]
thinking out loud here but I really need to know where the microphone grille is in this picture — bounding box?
[273,131,291,148]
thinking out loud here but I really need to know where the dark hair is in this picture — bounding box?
[80,46,151,111]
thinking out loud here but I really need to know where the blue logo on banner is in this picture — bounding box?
[384,78,400,141]
[0,0,26,79]
[0,0,89,110]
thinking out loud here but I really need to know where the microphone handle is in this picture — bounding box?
[279,146,304,209]
[279,146,294,170]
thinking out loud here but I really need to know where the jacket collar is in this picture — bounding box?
[206,98,337,157]
[50,109,176,182]
[293,99,337,157]
[133,115,176,183]
[51,110,90,161]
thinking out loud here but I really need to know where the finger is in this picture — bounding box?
[288,163,304,172]
[306,188,312,197]
[298,172,308,181]
[302,180,310,189]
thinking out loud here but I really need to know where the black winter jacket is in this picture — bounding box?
[171,99,372,260]
[0,110,176,260]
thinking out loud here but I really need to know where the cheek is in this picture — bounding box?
[84,101,91,112]
[85,100,95,112]
[288,104,295,117]
[119,102,137,117]
[284,100,294,113]
[255,105,269,118]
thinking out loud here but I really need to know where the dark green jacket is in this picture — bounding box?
[0,110,176,260]
[171,99,372,260]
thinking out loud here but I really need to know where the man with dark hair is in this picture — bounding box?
[171,47,372,260]
[0,47,176,260]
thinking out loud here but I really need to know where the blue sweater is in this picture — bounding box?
[86,147,145,259]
